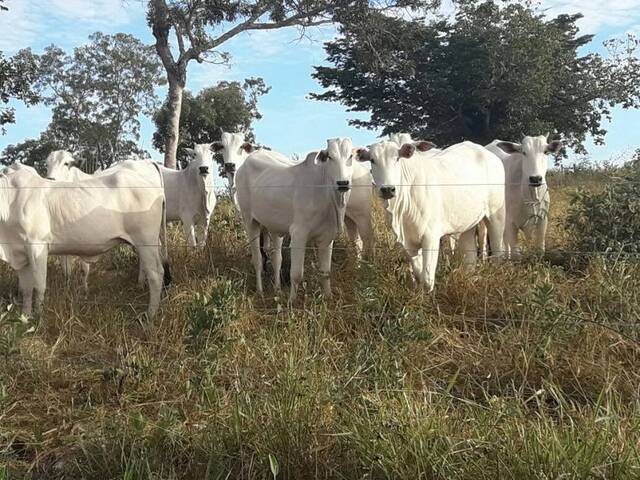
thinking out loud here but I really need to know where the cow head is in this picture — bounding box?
[314,138,359,199]
[388,132,414,146]
[210,131,258,188]
[496,134,562,188]
[356,140,437,200]
[45,150,83,181]
[184,143,216,196]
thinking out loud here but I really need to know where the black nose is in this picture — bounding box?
[336,180,350,192]
[380,186,396,199]
[529,175,543,186]
[199,166,209,175]
[224,163,235,173]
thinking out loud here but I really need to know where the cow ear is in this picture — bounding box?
[315,150,329,164]
[415,141,436,152]
[184,148,195,160]
[496,142,522,154]
[210,142,224,153]
[355,148,371,162]
[546,140,562,154]
[399,143,416,159]
[242,142,255,153]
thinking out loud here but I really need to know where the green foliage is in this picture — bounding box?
[566,151,640,254]
[186,278,240,344]
[1,32,164,171]
[313,1,640,153]
[0,49,39,133]
[153,78,269,166]
[0,304,33,359]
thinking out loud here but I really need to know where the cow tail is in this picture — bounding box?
[151,161,172,287]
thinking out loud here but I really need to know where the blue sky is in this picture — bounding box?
[1,0,639,169]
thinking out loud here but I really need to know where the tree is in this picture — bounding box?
[312,1,640,154]
[2,32,165,170]
[153,77,269,167]
[147,0,442,169]
[0,2,39,132]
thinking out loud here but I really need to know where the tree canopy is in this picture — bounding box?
[0,2,39,132]
[153,78,270,167]
[1,32,165,171]
[312,1,640,153]
[146,0,442,168]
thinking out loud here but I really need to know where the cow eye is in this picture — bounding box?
[64,163,70,166]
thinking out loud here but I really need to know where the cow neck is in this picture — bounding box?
[516,157,550,226]
[315,159,348,235]
[384,156,422,248]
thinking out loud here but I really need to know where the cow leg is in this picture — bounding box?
[183,218,197,247]
[17,267,35,316]
[137,263,146,289]
[61,256,72,285]
[344,216,363,260]
[247,220,264,296]
[80,261,91,294]
[288,229,308,305]
[477,221,489,260]
[534,219,547,252]
[137,246,163,319]
[352,214,375,261]
[421,235,440,291]
[198,215,211,247]
[406,250,423,287]
[486,207,507,261]
[457,228,478,272]
[270,234,284,293]
[316,239,334,298]
[503,221,519,259]
[26,244,49,315]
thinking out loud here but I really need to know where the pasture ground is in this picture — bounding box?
[1,170,639,479]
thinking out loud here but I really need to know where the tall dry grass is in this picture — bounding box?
[1,171,639,479]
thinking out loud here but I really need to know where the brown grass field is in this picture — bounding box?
[1,170,639,479]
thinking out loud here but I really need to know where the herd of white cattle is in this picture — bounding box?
[0,131,561,318]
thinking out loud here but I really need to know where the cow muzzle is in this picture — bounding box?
[224,163,236,174]
[199,166,210,176]
[336,180,350,192]
[529,175,543,187]
[380,186,396,199]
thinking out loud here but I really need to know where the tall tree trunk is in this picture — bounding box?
[164,78,184,169]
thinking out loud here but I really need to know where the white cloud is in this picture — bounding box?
[540,0,640,33]
[0,0,143,53]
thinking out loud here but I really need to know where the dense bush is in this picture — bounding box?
[566,150,640,254]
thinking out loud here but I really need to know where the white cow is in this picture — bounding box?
[485,135,562,256]
[356,140,506,290]
[160,143,216,247]
[0,161,170,318]
[235,138,360,303]
[46,146,215,289]
[215,131,375,259]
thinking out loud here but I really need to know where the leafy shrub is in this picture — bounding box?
[566,151,640,254]
[186,278,240,344]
